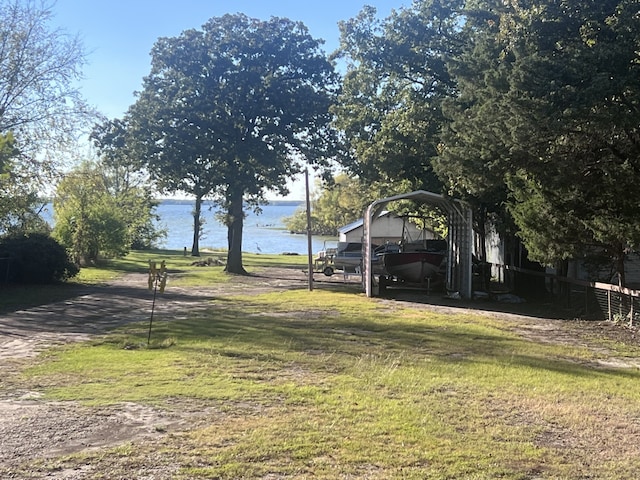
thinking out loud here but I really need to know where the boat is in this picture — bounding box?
[382,239,447,283]
[333,242,366,272]
[333,242,395,273]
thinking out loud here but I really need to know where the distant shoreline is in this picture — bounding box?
[157,198,304,207]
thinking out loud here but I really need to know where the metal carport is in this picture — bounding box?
[362,190,473,298]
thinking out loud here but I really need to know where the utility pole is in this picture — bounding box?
[305,168,314,291]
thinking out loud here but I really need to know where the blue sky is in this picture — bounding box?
[53,0,411,119]
[51,1,411,200]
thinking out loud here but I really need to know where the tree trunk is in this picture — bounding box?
[191,194,203,256]
[225,189,247,274]
[613,241,626,288]
[557,258,570,308]
[473,205,489,290]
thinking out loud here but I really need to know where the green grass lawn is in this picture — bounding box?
[9,251,640,478]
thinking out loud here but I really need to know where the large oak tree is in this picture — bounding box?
[127,14,339,272]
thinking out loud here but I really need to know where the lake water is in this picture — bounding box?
[158,200,330,254]
[44,200,332,255]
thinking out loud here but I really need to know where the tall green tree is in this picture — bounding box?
[0,0,92,234]
[0,0,90,177]
[333,1,465,193]
[91,119,165,250]
[53,164,128,264]
[440,0,640,284]
[127,14,339,272]
[435,1,518,261]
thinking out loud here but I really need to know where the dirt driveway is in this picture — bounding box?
[0,269,638,479]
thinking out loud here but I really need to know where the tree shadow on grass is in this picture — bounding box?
[147,297,640,384]
[243,267,579,323]
[0,282,217,338]
[378,287,571,321]
[0,282,92,315]
[3,269,636,384]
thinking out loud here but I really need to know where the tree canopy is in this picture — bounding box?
[0,0,91,240]
[52,160,164,264]
[435,0,640,283]
[334,0,640,285]
[126,14,339,272]
[0,0,90,171]
[333,1,465,194]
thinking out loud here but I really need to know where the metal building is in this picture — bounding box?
[362,190,474,299]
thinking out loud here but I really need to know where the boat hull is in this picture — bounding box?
[383,252,445,283]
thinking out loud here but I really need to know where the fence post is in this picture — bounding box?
[584,285,588,316]
[607,290,612,322]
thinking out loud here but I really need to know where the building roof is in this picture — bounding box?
[338,211,392,235]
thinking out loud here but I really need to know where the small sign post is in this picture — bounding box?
[147,260,168,345]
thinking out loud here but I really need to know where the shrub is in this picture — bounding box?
[0,233,79,284]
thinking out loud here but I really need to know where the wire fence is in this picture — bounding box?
[492,264,640,326]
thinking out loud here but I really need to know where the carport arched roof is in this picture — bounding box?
[362,190,474,298]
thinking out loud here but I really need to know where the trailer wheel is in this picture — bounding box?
[323,266,334,277]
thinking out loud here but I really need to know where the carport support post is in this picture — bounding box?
[451,204,474,300]
[364,201,378,297]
